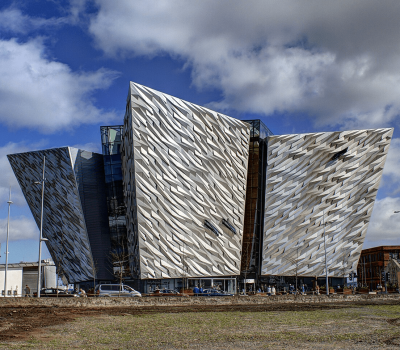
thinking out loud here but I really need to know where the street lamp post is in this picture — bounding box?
[4,188,13,297]
[35,156,46,298]
[323,210,329,295]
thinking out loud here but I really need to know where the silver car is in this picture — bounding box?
[95,284,142,297]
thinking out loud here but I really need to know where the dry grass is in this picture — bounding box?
[3,304,400,349]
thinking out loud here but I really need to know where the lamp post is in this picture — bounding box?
[323,210,329,295]
[35,156,46,298]
[4,188,12,297]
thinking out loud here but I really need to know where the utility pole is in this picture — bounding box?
[181,242,187,294]
[369,254,373,291]
[323,210,329,295]
[35,156,46,298]
[4,188,12,297]
[363,256,366,287]
[295,244,299,294]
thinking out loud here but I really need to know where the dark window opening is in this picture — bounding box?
[331,147,348,161]
[204,220,221,236]
[222,219,236,234]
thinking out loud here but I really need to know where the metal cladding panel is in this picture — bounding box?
[122,82,250,279]
[262,128,393,277]
[7,148,95,283]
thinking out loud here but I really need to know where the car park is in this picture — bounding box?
[95,284,142,297]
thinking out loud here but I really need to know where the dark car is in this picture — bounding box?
[197,289,234,296]
[149,289,182,296]
[35,288,79,297]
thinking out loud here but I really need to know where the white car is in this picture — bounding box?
[95,284,142,297]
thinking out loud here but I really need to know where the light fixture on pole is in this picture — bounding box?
[4,187,12,298]
[323,209,329,296]
[34,156,46,298]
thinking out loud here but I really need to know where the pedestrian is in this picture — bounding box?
[79,288,87,297]
[193,285,199,295]
[271,286,276,295]
[24,284,30,297]
[302,284,306,295]
[316,285,320,295]
[267,285,271,296]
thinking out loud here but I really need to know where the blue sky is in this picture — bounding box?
[0,0,399,264]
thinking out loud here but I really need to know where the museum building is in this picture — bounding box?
[8,82,393,292]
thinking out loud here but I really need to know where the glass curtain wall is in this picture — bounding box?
[100,126,128,255]
[240,120,273,282]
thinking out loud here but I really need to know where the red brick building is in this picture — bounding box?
[357,246,400,289]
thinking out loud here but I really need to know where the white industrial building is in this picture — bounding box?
[0,260,56,297]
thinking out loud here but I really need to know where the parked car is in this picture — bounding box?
[95,284,142,297]
[197,289,234,296]
[35,288,79,297]
[149,289,182,296]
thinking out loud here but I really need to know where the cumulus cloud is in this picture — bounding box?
[364,197,400,248]
[0,216,38,242]
[0,142,36,208]
[71,142,101,153]
[0,38,119,132]
[83,0,400,129]
[0,7,69,34]
[381,138,400,190]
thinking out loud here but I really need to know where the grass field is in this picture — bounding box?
[4,304,400,349]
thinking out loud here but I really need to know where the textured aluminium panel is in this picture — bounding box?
[8,148,101,283]
[123,82,250,279]
[262,128,393,277]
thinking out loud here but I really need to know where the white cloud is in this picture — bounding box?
[0,38,119,132]
[380,138,400,195]
[364,197,400,247]
[83,0,400,129]
[0,142,33,207]
[0,7,69,34]
[71,142,101,153]
[0,216,38,242]
[0,141,52,208]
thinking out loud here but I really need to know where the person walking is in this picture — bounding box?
[193,285,199,295]
[24,284,30,297]
[271,286,276,296]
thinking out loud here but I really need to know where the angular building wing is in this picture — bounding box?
[8,148,112,283]
[6,80,395,291]
[262,128,393,277]
[123,82,250,279]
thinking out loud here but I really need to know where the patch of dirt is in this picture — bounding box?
[0,299,398,343]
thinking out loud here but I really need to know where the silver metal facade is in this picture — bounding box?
[122,82,250,279]
[7,148,108,283]
[262,128,393,277]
